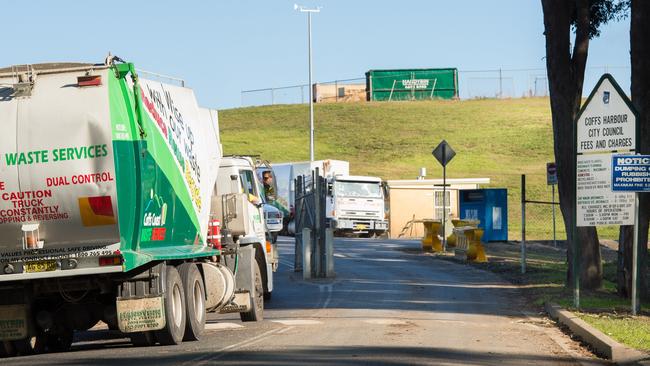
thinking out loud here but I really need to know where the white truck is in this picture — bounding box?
[0,58,273,356]
[272,160,388,237]
[217,156,279,274]
[326,175,388,238]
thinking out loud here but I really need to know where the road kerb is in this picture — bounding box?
[545,302,649,364]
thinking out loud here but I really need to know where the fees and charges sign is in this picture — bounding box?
[576,74,637,227]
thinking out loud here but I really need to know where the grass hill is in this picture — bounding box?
[219,98,554,179]
[220,98,618,241]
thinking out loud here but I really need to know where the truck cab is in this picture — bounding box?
[215,156,278,281]
[326,175,388,237]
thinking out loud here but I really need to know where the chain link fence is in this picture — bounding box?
[520,173,620,243]
[240,66,630,107]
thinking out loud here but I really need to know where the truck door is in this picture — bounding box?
[238,169,265,238]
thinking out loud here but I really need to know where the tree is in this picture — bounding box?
[541,0,629,289]
[618,0,649,299]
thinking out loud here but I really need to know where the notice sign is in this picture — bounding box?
[577,154,634,226]
[576,74,637,227]
[612,155,650,192]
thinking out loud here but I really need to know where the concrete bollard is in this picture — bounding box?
[325,228,334,277]
[302,228,312,280]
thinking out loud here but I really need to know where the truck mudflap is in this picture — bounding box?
[116,296,166,333]
[0,304,29,341]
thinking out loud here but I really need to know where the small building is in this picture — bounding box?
[386,178,490,239]
[366,68,459,102]
[313,83,366,103]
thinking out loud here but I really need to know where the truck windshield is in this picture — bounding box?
[335,181,382,198]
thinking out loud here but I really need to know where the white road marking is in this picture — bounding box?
[205,322,244,330]
[276,326,295,334]
[185,327,283,365]
[279,259,294,268]
[362,318,409,325]
[320,284,333,309]
[271,319,323,326]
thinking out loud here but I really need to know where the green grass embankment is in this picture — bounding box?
[220,98,619,240]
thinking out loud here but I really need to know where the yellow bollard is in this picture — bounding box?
[473,229,487,262]
[421,220,443,252]
[466,228,487,263]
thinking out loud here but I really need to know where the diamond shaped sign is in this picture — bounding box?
[432,140,455,167]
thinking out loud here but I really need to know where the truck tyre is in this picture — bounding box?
[1,341,14,357]
[263,290,272,301]
[179,263,206,341]
[240,261,264,322]
[155,265,187,345]
[11,337,36,355]
[36,329,73,353]
[129,331,156,347]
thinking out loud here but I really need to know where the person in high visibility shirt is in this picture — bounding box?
[262,171,289,217]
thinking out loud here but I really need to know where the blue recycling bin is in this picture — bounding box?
[459,189,508,242]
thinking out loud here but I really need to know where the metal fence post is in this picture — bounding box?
[294,176,304,272]
[335,80,338,102]
[499,68,503,99]
[521,174,526,274]
[552,184,557,247]
[302,227,312,280]
[313,168,321,278]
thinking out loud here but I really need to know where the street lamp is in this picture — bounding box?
[294,4,321,162]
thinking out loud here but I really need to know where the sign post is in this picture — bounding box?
[432,140,456,251]
[612,154,650,315]
[575,74,638,311]
[547,162,558,247]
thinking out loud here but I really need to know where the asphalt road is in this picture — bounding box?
[6,237,607,365]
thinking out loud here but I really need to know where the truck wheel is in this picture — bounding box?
[179,263,206,341]
[129,331,156,347]
[11,337,37,355]
[155,265,186,345]
[240,261,264,322]
[37,329,73,353]
[1,341,15,357]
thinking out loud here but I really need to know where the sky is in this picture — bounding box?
[0,0,631,109]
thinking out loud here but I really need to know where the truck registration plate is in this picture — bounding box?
[24,260,57,273]
[0,305,28,340]
[355,224,367,230]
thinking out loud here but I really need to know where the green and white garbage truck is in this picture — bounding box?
[0,57,272,354]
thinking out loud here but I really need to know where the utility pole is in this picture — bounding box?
[295,4,321,162]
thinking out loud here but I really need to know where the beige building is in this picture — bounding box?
[313,83,367,103]
[386,178,490,239]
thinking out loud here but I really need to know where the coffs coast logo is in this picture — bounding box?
[143,189,167,227]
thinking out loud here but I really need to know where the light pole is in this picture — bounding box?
[295,4,320,162]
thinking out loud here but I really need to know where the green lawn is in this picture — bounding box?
[446,241,650,352]
[579,313,650,352]
[220,99,620,241]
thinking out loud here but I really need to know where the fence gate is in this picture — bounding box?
[294,168,333,278]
